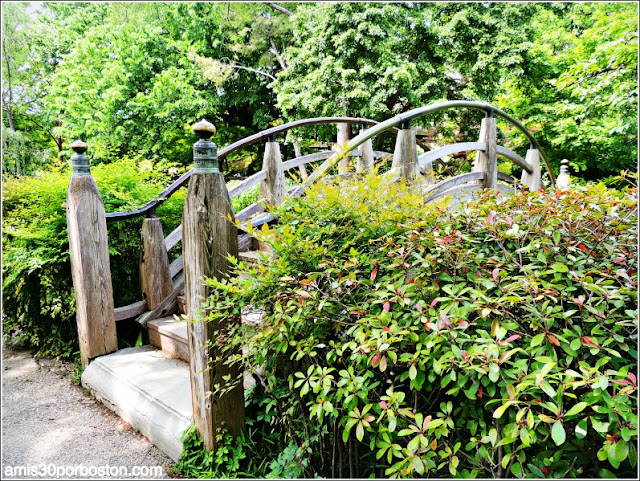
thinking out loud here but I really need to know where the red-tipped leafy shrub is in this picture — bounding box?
[207,175,637,478]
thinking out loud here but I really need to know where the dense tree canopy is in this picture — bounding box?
[1,1,637,179]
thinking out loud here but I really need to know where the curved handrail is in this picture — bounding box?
[304,101,555,188]
[105,117,379,221]
[106,101,552,221]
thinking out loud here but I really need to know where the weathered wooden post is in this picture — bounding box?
[337,122,351,175]
[66,140,118,368]
[473,111,498,189]
[183,120,245,451]
[356,126,374,174]
[139,212,173,310]
[520,145,542,191]
[261,135,286,208]
[391,120,420,181]
[556,159,571,190]
[291,137,308,180]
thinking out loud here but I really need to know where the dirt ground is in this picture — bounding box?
[1,346,174,479]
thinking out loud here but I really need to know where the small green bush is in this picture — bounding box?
[204,175,637,478]
[2,158,184,358]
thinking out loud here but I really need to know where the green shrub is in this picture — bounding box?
[2,158,184,358]
[204,175,637,478]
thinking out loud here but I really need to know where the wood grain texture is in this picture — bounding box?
[520,148,541,190]
[135,277,183,327]
[114,300,147,322]
[164,225,182,251]
[473,117,497,189]
[260,141,286,208]
[140,218,173,310]
[66,176,118,367]
[169,255,184,280]
[391,128,420,181]
[182,172,245,451]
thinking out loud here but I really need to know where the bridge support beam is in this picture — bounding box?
[391,124,420,182]
[261,139,286,208]
[474,116,498,189]
[66,141,118,368]
[183,120,245,451]
[521,148,541,191]
[139,216,173,310]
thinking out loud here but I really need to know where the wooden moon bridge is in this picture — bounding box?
[67,100,556,455]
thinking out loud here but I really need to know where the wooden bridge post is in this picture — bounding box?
[473,112,498,189]
[291,138,308,180]
[261,135,286,208]
[183,120,245,451]
[520,146,541,190]
[139,213,173,310]
[391,120,420,181]
[337,122,351,175]
[356,126,374,174]
[66,140,118,368]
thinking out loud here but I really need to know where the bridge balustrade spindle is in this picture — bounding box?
[521,147,542,191]
[356,126,374,174]
[391,120,420,182]
[473,113,498,189]
[139,214,172,310]
[261,137,286,208]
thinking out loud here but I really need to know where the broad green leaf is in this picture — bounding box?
[551,421,566,446]
[511,462,523,477]
[540,381,557,398]
[565,402,587,417]
[613,440,629,462]
[493,401,513,419]
[531,333,545,347]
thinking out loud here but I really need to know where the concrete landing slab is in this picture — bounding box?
[81,346,191,461]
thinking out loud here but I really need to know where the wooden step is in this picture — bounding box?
[148,317,189,362]
[148,310,264,364]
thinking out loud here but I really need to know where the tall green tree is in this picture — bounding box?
[2,2,58,175]
[496,2,638,179]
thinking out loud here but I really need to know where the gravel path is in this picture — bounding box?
[1,346,174,479]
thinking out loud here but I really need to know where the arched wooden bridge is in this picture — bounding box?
[67,100,558,458]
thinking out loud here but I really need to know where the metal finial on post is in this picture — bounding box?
[70,140,90,176]
[556,159,571,189]
[192,120,218,173]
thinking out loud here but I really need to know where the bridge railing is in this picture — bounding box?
[66,100,554,449]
